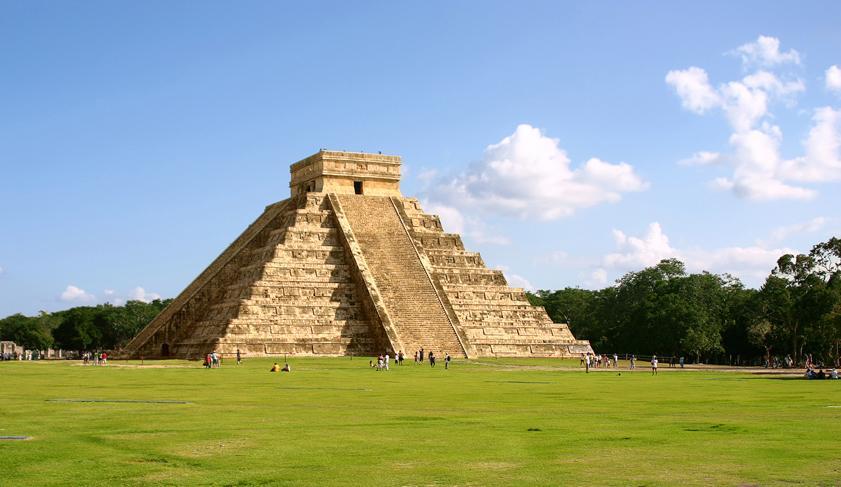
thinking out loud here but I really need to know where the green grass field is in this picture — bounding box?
[1,357,839,486]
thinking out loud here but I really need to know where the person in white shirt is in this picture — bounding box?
[651,355,658,375]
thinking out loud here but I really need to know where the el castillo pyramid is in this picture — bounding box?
[125,151,592,359]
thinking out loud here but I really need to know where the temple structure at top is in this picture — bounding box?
[124,150,592,359]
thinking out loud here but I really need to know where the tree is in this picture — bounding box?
[0,313,54,350]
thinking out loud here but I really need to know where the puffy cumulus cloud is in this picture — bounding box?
[585,268,609,288]
[600,222,796,285]
[781,107,841,183]
[679,151,722,166]
[60,285,95,303]
[604,222,678,269]
[665,67,721,113]
[430,124,647,220]
[827,65,841,93]
[667,37,841,200]
[731,35,800,68]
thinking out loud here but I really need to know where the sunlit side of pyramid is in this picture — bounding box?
[124,151,593,359]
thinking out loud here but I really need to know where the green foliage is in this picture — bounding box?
[0,312,56,350]
[1,299,171,352]
[530,237,841,365]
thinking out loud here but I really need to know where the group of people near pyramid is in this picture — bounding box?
[371,348,452,370]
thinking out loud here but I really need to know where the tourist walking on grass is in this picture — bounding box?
[651,355,658,375]
[613,353,619,369]
[429,352,436,367]
[413,351,418,364]
[236,348,242,365]
[585,353,591,373]
[385,352,390,371]
[630,354,636,370]
[398,351,404,365]
[445,352,451,370]
[419,348,425,363]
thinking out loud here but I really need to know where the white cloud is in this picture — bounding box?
[429,124,647,220]
[424,202,465,235]
[128,286,162,303]
[60,285,95,303]
[827,65,841,93]
[768,216,827,243]
[679,151,722,166]
[781,106,841,183]
[667,37,841,200]
[0,265,4,276]
[599,222,797,285]
[506,273,535,291]
[731,35,800,68]
[586,268,608,288]
[665,67,721,113]
[604,222,678,269]
[417,168,438,183]
[424,202,510,245]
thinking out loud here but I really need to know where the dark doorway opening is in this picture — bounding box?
[161,343,170,357]
[354,181,363,195]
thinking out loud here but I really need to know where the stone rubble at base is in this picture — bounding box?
[123,151,593,359]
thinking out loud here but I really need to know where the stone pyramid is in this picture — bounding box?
[124,151,592,359]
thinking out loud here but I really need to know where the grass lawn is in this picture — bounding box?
[1,357,839,486]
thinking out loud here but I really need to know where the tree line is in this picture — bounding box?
[2,238,839,365]
[528,237,841,367]
[0,299,171,353]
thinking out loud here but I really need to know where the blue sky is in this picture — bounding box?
[2,1,841,316]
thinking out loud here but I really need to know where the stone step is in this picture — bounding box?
[337,194,465,356]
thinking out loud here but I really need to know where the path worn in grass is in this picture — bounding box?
[1,358,839,486]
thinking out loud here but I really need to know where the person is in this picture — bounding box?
[384,352,390,371]
[630,354,636,370]
[429,351,436,367]
[398,351,404,365]
[585,353,591,373]
[377,354,384,371]
[817,369,826,380]
[236,348,242,365]
[414,351,419,364]
[270,363,280,372]
[419,348,425,363]
[669,356,675,368]
[281,363,291,372]
[613,353,619,369]
[830,368,838,379]
[651,355,658,375]
[445,352,451,370]
[211,351,219,368]
[102,352,107,366]
[580,354,585,368]
[679,356,685,368]
[205,354,211,369]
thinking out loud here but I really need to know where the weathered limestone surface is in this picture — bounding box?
[124,150,592,359]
